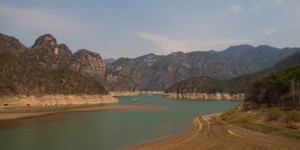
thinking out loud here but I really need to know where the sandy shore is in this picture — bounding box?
[126,114,300,150]
[0,105,160,122]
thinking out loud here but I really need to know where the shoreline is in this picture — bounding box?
[0,105,160,122]
[0,94,118,108]
[126,113,300,150]
[165,92,245,100]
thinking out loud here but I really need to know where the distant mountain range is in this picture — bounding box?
[1,32,299,94]
[108,45,300,90]
[165,50,300,95]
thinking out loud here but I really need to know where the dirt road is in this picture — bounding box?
[127,114,300,150]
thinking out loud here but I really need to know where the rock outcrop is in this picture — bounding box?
[24,34,73,70]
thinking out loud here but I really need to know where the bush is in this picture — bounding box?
[285,110,300,122]
[265,108,285,121]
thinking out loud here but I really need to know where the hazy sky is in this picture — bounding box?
[0,0,300,58]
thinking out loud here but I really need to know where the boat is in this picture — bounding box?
[132,98,138,102]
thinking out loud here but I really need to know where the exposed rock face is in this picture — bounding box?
[165,93,245,100]
[22,34,106,80]
[0,33,27,57]
[70,49,106,80]
[0,95,117,108]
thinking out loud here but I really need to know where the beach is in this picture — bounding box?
[127,114,300,150]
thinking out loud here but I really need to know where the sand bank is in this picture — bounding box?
[127,114,300,150]
[0,105,160,122]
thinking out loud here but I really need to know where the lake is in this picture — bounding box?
[0,94,240,150]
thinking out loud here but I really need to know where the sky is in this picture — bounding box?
[0,0,300,58]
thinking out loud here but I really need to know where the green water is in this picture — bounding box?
[0,94,240,150]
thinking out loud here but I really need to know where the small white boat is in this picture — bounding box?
[132,98,138,102]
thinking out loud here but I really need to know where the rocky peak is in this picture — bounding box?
[32,34,58,49]
[31,34,59,57]
[0,33,27,56]
[24,34,72,70]
[133,53,162,67]
[70,49,106,80]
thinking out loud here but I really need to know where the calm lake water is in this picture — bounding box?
[0,94,240,150]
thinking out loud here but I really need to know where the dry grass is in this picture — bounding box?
[221,108,300,139]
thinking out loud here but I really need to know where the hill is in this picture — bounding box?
[246,65,300,107]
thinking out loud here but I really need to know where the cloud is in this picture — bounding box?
[228,4,244,13]
[0,3,84,32]
[133,31,188,54]
[133,31,251,53]
[262,27,279,36]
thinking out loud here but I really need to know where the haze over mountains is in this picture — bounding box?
[165,50,300,95]
[109,45,299,90]
[0,33,299,94]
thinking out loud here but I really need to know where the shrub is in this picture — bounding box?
[285,110,300,122]
[265,108,285,121]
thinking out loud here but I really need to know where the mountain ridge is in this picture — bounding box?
[108,45,300,90]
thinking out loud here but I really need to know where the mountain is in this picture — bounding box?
[23,34,106,81]
[166,49,300,97]
[108,45,300,90]
[165,76,226,94]
[103,58,116,64]
[0,33,136,94]
[0,33,27,57]
[24,34,73,70]
[272,50,300,70]
[1,33,300,93]
[0,52,107,96]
